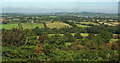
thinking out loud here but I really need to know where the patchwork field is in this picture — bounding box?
[2,23,44,30]
[2,24,18,29]
[98,22,119,26]
[21,23,44,29]
[76,24,91,28]
[46,21,72,29]
[79,22,99,25]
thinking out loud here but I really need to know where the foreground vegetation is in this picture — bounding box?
[1,12,120,62]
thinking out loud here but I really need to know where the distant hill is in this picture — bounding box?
[2,12,118,18]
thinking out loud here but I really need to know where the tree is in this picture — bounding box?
[38,32,48,44]
[51,21,54,23]
[43,34,65,56]
[18,23,23,30]
[48,33,65,47]
[84,40,97,49]
[86,33,95,39]
[24,29,37,46]
[98,31,113,43]
[114,34,120,39]
[32,27,42,35]
[63,32,75,42]
[74,32,83,39]
[2,28,25,46]
[95,36,105,46]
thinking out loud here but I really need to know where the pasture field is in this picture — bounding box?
[46,21,72,29]
[2,23,44,30]
[2,23,18,29]
[76,24,91,28]
[21,23,44,29]
[108,22,119,26]
[98,22,118,26]
[79,22,99,25]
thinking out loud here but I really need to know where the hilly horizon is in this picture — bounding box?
[2,2,118,13]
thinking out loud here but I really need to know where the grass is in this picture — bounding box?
[65,43,72,46]
[76,24,91,28]
[2,23,44,30]
[98,22,118,26]
[21,23,44,30]
[46,21,72,29]
[79,22,99,25]
[113,34,117,38]
[48,33,89,38]
[109,39,118,43]
[2,24,18,29]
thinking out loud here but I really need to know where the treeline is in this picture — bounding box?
[63,21,77,27]
[31,25,119,35]
[2,27,119,48]
[2,14,118,24]
[42,22,47,28]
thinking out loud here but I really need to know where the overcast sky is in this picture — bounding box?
[2,0,120,2]
[1,0,119,13]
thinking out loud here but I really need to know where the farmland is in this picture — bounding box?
[2,23,44,30]
[46,21,72,29]
[21,23,44,29]
[76,24,91,28]
[78,22,99,25]
[98,22,119,26]
[2,23,18,29]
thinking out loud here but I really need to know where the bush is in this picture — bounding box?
[74,32,83,39]
[2,28,26,46]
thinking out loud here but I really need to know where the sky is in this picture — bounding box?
[1,0,119,13]
[2,0,120,2]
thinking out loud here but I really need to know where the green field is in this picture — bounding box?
[2,24,18,29]
[79,22,99,25]
[46,22,72,29]
[21,23,44,29]
[2,23,44,30]
[76,24,91,28]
